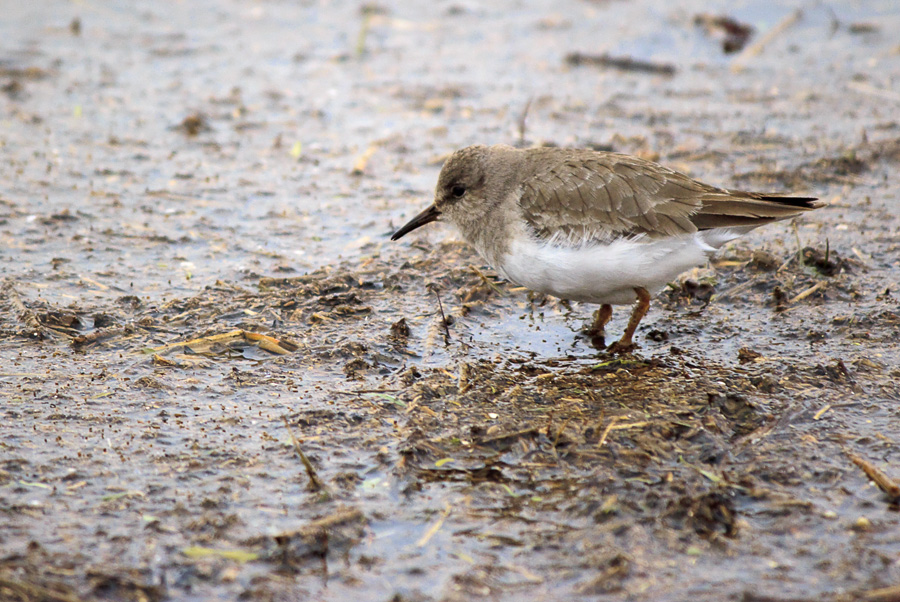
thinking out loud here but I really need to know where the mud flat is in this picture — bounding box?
[1,1,899,600]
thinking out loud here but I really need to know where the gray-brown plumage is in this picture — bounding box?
[392,144,822,352]
[519,148,817,240]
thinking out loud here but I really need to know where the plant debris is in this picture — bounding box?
[564,52,676,75]
[2,2,899,601]
[694,14,755,53]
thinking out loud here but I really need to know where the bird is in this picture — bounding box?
[391,144,821,352]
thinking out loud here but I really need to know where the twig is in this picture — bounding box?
[776,222,805,274]
[812,404,831,420]
[714,278,756,302]
[565,52,676,76]
[427,284,451,344]
[788,280,827,304]
[282,417,329,494]
[844,449,900,500]
[517,97,533,147]
[862,583,900,602]
[597,417,620,447]
[151,330,295,355]
[355,12,371,57]
[731,9,802,72]
[77,274,111,291]
[457,362,472,394]
[847,81,900,104]
[469,266,505,295]
[416,503,451,547]
[851,247,873,267]
[2,281,45,334]
[0,576,86,602]
[350,144,378,175]
[792,221,804,258]
[72,325,131,347]
[552,416,574,450]
[301,507,364,532]
[776,251,799,274]
[598,419,651,447]
[271,507,366,544]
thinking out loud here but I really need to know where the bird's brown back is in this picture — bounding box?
[514,147,820,242]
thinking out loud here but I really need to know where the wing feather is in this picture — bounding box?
[516,150,819,243]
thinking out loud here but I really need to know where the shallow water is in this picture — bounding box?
[2,1,899,601]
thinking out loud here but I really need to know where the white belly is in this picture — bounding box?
[495,233,727,305]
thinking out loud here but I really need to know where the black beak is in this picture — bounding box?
[390,204,441,241]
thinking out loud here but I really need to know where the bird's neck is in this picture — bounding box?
[455,201,524,268]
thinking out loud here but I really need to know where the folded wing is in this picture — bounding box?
[517,150,820,243]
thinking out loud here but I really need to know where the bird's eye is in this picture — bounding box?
[450,185,466,198]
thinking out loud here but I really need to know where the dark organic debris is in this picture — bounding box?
[864,136,900,164]
[39,311,82,330]
[0,574,85,602]
[749,250,779,272]
[0,65,50,80]
[666,490,738,537]
[646,329,668,342]
[737,347,763,364]
[815,359,854,384]
[1,233,899,601]
[39,209,79,225]
[263,507,368,571]
[359,3,389,17]
[87,567,165,602]
[813,152,867,176]
[802,246,845,277]
[681,278,715,303]
[1,79,24,100]
[174,112,212,136]
[771,285,787,308]
[694,14,754,53]
[564,52,676,76]
[72,325,132,347]
[389,317,411,341]
[708,391,764,437]
[848,22,879,34]
[284,417,330,493]
[732,139,900,188]
[665,277,715,305]
[574,553,631,594]
[116,295,143,309]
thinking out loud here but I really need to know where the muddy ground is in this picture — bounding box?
[1,1,900,601]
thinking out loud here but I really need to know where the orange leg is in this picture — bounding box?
[607,287,651,354]
[588,304,613,336]
[587,304,613,349]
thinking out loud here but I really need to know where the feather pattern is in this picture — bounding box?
[513,148,818,244]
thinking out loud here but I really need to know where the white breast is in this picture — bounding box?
[495,229,745,305]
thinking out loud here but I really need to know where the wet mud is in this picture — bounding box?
[2,1,899,601]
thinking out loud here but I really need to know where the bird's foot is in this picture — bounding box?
[585,304,613,350]
[587,333,607,350]
[606,339,638,355]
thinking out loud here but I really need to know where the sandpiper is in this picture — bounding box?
[391,144,821,352]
